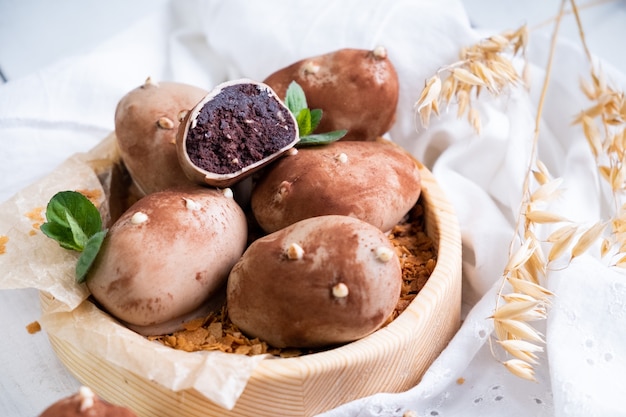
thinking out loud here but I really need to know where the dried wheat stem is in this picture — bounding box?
[498,0,567,305]
[531,0,617,32]
[413,0,612,381]
[569,0,594,64]
[570,0,626,266]
[490,0,568,382]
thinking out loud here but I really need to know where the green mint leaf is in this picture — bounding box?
[40,221,82,251]
[72,194,102,238]
[296,108,313,137]
[66,211,89,250]
[44,193,76,229]
[310,109,322,132]
[41,190,104,255]
[285,81,308,115]
[297,130,348,147]
[76,230,107,284]
[283,81,349,146]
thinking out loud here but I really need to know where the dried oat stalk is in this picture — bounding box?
[494,0,622,381]
[414,0,619,382]
[415,0,617,382]
[413,23,555,381]
[491,161,555,382]
[489,175,608,379]
[414,25,528,134]
[573,53,626,266]
[489,1,570,382]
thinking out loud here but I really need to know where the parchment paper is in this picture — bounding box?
[0,136,268,410]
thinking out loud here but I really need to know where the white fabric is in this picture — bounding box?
[1,0,626,416]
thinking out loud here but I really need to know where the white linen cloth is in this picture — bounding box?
[1,0,626,415]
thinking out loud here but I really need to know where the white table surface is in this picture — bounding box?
[1,1,625,416]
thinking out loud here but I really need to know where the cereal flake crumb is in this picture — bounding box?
[25,207,44,229]
[26,321,42,334]
[0,235,8,254]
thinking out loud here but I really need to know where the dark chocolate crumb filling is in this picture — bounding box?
[185,83,297,175]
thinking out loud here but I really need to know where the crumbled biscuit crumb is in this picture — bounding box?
[0,235,8,254]
[77,189,103,206]
[25,207,44,230]
[26,321,41,334]
[387,203,437,322]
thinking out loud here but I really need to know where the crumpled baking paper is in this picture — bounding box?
[0,136,268,409]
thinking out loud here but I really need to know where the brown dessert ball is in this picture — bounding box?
[114,78,207,195]
[227,215,402,348]
[39,386,136,417]
[177,79,299,188]
[251,140,421,233]
[86,187,247,336]
[263,47,399,141]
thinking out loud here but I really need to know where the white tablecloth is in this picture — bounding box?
[2,1,626,416]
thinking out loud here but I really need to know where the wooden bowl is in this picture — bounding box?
[40,135,462,417]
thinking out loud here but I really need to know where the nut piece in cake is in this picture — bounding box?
[251,140,421,233]
[86,187,247,336]
[114,78,208,195]
[39,386,137,417]
[263,47,399,141]
[177,79,299,187]
[226,215,402,348]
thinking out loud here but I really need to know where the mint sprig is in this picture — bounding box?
[40,191,106,283]
[284,81,347,146]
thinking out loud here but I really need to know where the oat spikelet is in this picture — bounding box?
[532,160,553,186]
[493,318,509,343]
[507,277,554,302]
[501,292,538,303]
[548,225,579,262]
[491,300,541,321]
[503,359,537,382]
[580,114,603,157]
[570,222,607,259]
[546,224,579,242]
[452,67,487,87]
[415,75,442,112]
[616,254,626,268]
[496,318,545,343]
[503,238,535,274]
[525,209,568,224]
[530,178,564,203]
[601,238,612,258]
[468,107,482,134]
[498,339,544,364]
[414,76,442,129]
[414,25,528,133]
